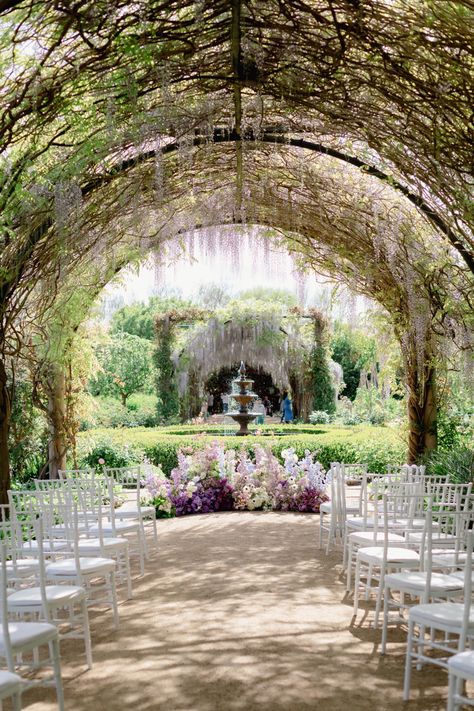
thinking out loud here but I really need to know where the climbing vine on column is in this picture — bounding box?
[154,316,180,424]
[309,309,336,415]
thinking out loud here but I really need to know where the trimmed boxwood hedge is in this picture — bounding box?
[76,424,407,476]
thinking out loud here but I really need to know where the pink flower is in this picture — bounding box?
[98,458,105,465]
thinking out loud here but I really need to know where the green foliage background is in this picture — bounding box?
[76,423,407,476]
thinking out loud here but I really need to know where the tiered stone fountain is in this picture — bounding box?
[228,361,258,436]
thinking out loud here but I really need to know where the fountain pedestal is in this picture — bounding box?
[228,362,258,436]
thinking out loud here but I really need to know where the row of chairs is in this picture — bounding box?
[319,462,474,708]
[0,464,160,710]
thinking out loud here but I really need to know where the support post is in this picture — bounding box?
[0,357,11,504]
[46,364,67,478]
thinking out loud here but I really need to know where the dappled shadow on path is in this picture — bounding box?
[21,511,453,711]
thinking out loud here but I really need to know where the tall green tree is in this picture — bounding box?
[154,319,180,423]
[331,325,376,400]
[90,333,153,406]
[310,311,336,415]
[110,295,192,341]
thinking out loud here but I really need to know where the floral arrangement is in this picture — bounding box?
[143,443,329,517]
[142,464,174,517]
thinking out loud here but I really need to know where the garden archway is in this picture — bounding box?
[0,1,473,497]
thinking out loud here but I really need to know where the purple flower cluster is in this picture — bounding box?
[145,443,330,517]
[171,477,234,516]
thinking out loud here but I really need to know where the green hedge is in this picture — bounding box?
[76,424,406,476]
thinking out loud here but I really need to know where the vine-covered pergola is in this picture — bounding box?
[0,1,473,500]
[155,302,341,422]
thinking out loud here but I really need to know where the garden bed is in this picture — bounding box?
[76,423,407,476]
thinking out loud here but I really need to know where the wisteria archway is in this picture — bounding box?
[0,1,473,498]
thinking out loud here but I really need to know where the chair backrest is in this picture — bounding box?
[104,466,141,508]
[412,505,472,603]
[58,468,96,481]
[387,464,426,478]
[0,542,15,670]
[460,530,474,651]
[426,481,472,511]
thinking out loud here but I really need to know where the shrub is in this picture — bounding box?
[424,446,474,483]
[309,410,331,425]
[78,441,142,471]
[80,394,159,430]
[76,423,407,476]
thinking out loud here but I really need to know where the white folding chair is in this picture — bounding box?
[73,478,133,600]
[320,463,367,554]
[7,518,93,669]
[0,542,64,711]
[403,531,474,701]
[106,465,159,556]
[44,503,120,630]
[381,505,470,653]
[0,670,22,710]
[353,490,423,625]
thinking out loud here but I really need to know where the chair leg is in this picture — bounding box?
[373,569,385,629]
[381,583,390,654]
[81,598,93,669]
[109,572,120,630]
[353,557,361,615]
[365,563,373,601]
[140,520,150,560]
[346,540,353,592]
[124,551,133,600]
[403,619,414,701]
[50,637,65,711]
[12,687,22,711]
[326,516,334,555]
[447,670,456,711]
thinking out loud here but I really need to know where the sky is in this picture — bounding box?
[98,226,372,324]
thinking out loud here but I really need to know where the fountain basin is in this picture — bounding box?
[229,411,258,436]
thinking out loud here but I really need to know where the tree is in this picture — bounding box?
[90,333,153,406]
[195,283,230,309]
[310,311,336,415]
[110,296,192,341]
[154,318,180,423]
[331,325,376,401]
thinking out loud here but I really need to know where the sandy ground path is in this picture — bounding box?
[23,511,452,711]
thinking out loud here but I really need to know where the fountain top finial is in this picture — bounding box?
[238,360,245,376]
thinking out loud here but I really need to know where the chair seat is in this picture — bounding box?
[389,518,431,530]
[432,550,473,568]
[347,516,379,529]
[358,546,420,565]
[448,650,474,676]
[22,540,68,553]
[386,571,464,594]
[0,621,57,654]
[320,502,359,515]
[349,531,405,545]
[46,556,115,577]
[91,521,139,535]
[407,531,457,547]
[6,558,40,577]
[115,505,155,518]
[450,570,474,584]
[8,584,85,607]
[0,670,22,696]
[77,537,128,552]
[409,602,474,629]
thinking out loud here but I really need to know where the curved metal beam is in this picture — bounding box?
[81,129,474,274]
